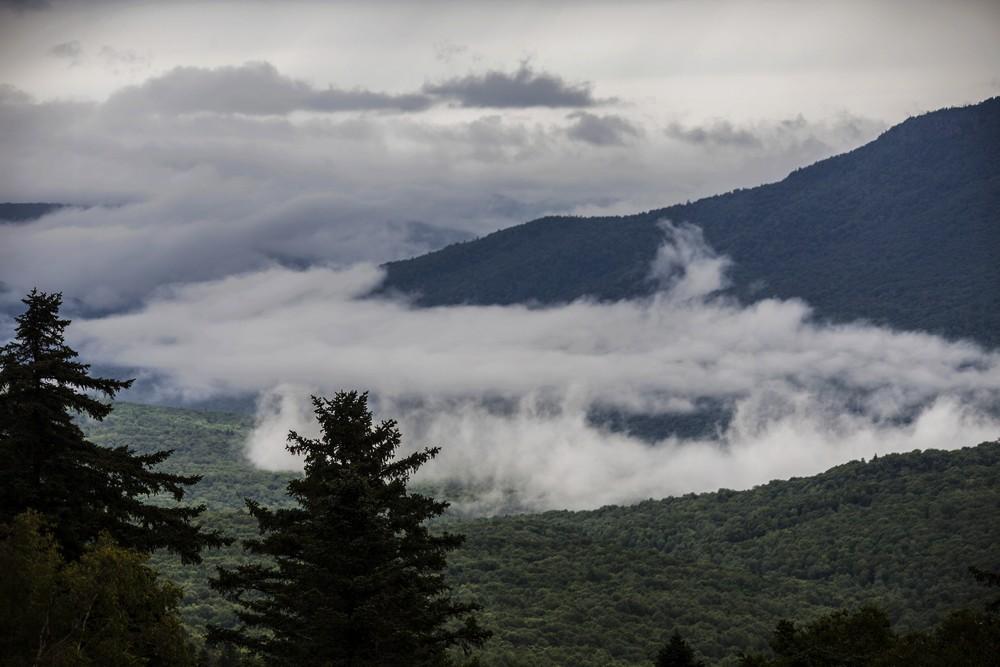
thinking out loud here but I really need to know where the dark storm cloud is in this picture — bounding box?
[566,111,641,146]
[665,120,762,148]
[424,62,607,108]
[108,62,435,115]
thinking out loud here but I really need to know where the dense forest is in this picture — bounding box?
[84,402,1000,665]
[379,97,1000,350]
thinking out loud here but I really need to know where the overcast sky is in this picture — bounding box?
[2,0,998,311]
[2,0,998,507]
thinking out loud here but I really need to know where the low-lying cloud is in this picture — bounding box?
[666,120,762,148]
[71,224,1000,511]
[665,114,885,153]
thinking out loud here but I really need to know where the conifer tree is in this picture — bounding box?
[655,630,704,667]
[209,391,489,666]
[0,289,226,562]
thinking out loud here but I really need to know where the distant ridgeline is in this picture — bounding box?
[84,402,1000,666]
[0,202,65,222]
[379,97,1000,351]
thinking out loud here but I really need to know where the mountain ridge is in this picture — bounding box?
[379,97,1000,349]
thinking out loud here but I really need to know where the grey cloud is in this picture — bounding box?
[665,120,762,148]
[665,114,887,155]
[0,194,472,313]
[0,73,885,314]
[99,45,151,72]
[433,41,469,64]
[424,62,606,108]
[566,111,641,146]
[48,40,82,62]
[0,83,32,105]
[108,62,435,115]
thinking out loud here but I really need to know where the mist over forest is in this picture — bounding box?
[2,2,999,665]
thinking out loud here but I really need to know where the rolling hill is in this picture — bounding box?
[83,402,1000,665]
[379,97,1000,350]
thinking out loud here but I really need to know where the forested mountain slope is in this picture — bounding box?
[84,403,1000,665]
[380,97,1000,349]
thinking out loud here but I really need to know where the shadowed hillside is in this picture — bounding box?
[380,97,1000,349]
[0,202,64,222]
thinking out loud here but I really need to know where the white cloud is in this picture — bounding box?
[70,227,1000,511]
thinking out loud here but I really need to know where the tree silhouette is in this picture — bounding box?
[0,289,226,562]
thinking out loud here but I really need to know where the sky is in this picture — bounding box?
[2,0,998,310]
[2,0,999,510]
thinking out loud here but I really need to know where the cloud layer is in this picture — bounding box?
[424,62,606,108]
[71,225,1000,511]
[0,63,885,313]
[109,62,436,115]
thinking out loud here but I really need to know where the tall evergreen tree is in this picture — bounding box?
[209,391,489,666]
[0,289,226,562]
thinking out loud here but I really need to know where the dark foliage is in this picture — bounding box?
[739,593,1000,667]
[752,606,895,666]
[380,97,1000,350]
[656,631,704,667]
[0,290,227,562]
[209,391,489,666]
[0,511,196,666]
[969,566,1000,615]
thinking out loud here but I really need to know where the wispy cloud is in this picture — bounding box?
[566,111,641,146]
[48,40,82,65]
[71,225,1000,511]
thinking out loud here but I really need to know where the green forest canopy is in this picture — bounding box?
[84,402,1000,666]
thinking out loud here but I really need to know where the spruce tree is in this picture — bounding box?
[0,289,227,562]
[209,391,489,666]
[655,631,704,667]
